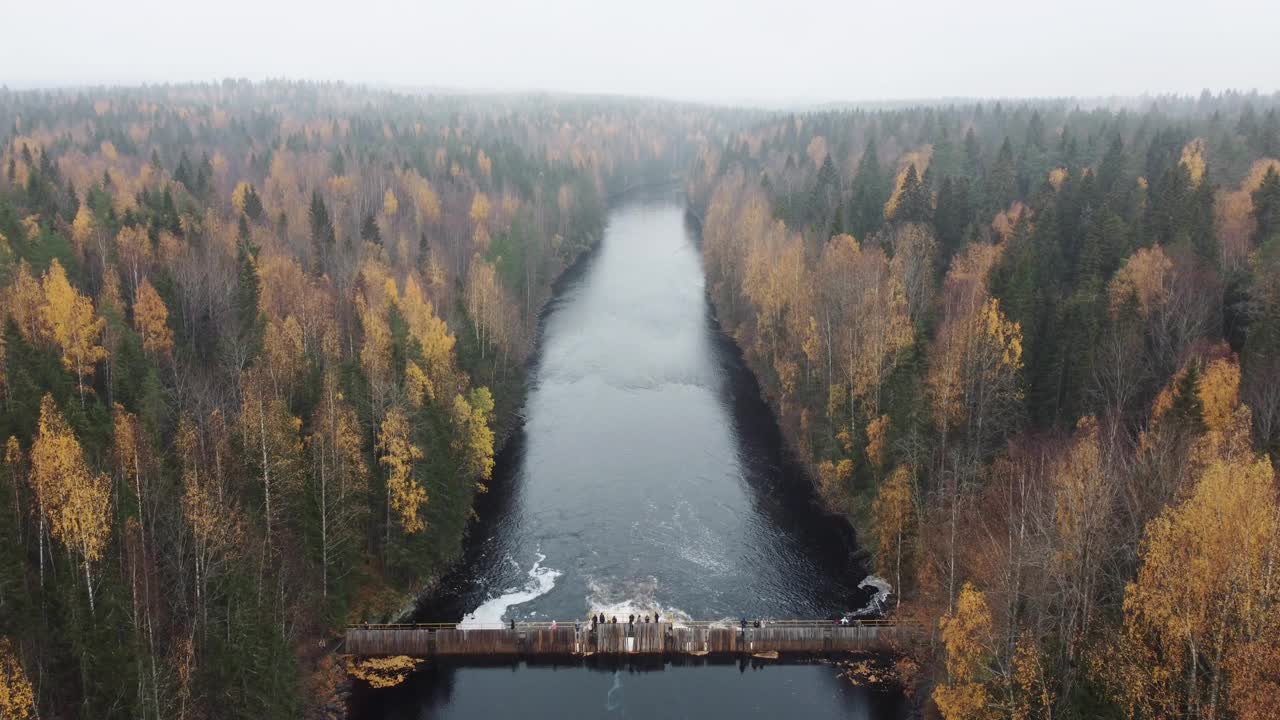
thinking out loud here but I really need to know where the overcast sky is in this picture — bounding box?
[4,0,1277,104]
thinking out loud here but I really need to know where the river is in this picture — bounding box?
[356,191,907,718]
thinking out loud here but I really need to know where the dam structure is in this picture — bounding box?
[344,619,919,658]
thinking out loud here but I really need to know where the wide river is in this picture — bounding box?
[359,192,906,718]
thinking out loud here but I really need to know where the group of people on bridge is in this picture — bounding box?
[589,612,661,628]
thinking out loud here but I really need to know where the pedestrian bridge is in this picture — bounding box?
[344,619,920,658]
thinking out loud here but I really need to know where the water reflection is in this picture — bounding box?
[369,659,904,720]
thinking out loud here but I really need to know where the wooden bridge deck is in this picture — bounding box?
[344,620,919,658]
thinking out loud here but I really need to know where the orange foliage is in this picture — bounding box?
[132,278,174,359]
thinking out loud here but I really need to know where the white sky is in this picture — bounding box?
[4,0,1277,104]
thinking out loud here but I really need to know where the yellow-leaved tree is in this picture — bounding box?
[934,582,995,720]
[1180,138,1207,186]
[4,261,43,342]
[132,278,174,360]
[0,637,34,720]
[29,394,112,611]
[114,224,152,296]
[452,388,496,492]
[40,259,108,405]
[872,464,914,608]
[1114,417,1279,720]
[231,181,252,214]
[378,408,426,537]
[71,202,96,251]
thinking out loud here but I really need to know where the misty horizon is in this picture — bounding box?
[5,0,1278,105]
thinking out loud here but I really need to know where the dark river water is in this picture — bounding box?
[357,192,906,719]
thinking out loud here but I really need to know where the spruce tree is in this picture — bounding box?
[934,175,972,258]
[987,138,1017,214]
[360,212,382,245]
[963,128,981,179]
[243,185,263,222]
[308,190,336,264]
[234,237,263,360]
[849,137,886,239]
[1169,362,1207,435]
[1252,167,1280,245]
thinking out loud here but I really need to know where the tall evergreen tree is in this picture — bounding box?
[986,138,1017,214]
[243,184,264,222]
[849,137,887,240]
[934,175,972,258]
[234,237,264,360]
[1253,166,1280,245]
[360,212,382,245]
[891,164,931,224]
[309,190,336,269]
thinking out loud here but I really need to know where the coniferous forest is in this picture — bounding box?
[1,83,1279,719]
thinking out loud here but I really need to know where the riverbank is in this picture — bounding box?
[398,180,690,620]
[685,206,880,549]
[352,193,904,719]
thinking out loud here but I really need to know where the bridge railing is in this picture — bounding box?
[346,618,921,631]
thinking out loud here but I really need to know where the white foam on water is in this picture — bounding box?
[458,553,561,628]
[851,575,893,617]
[585,577,693,626]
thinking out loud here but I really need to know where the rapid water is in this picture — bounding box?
[361,192,906,718]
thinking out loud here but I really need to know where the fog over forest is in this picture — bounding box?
[4,0,1278,102]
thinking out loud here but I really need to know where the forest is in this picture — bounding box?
[0,81,720,718]
[688,94,1280,718]
[1,81,1279,720]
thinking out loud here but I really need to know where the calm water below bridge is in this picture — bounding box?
[359,192,907,718]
